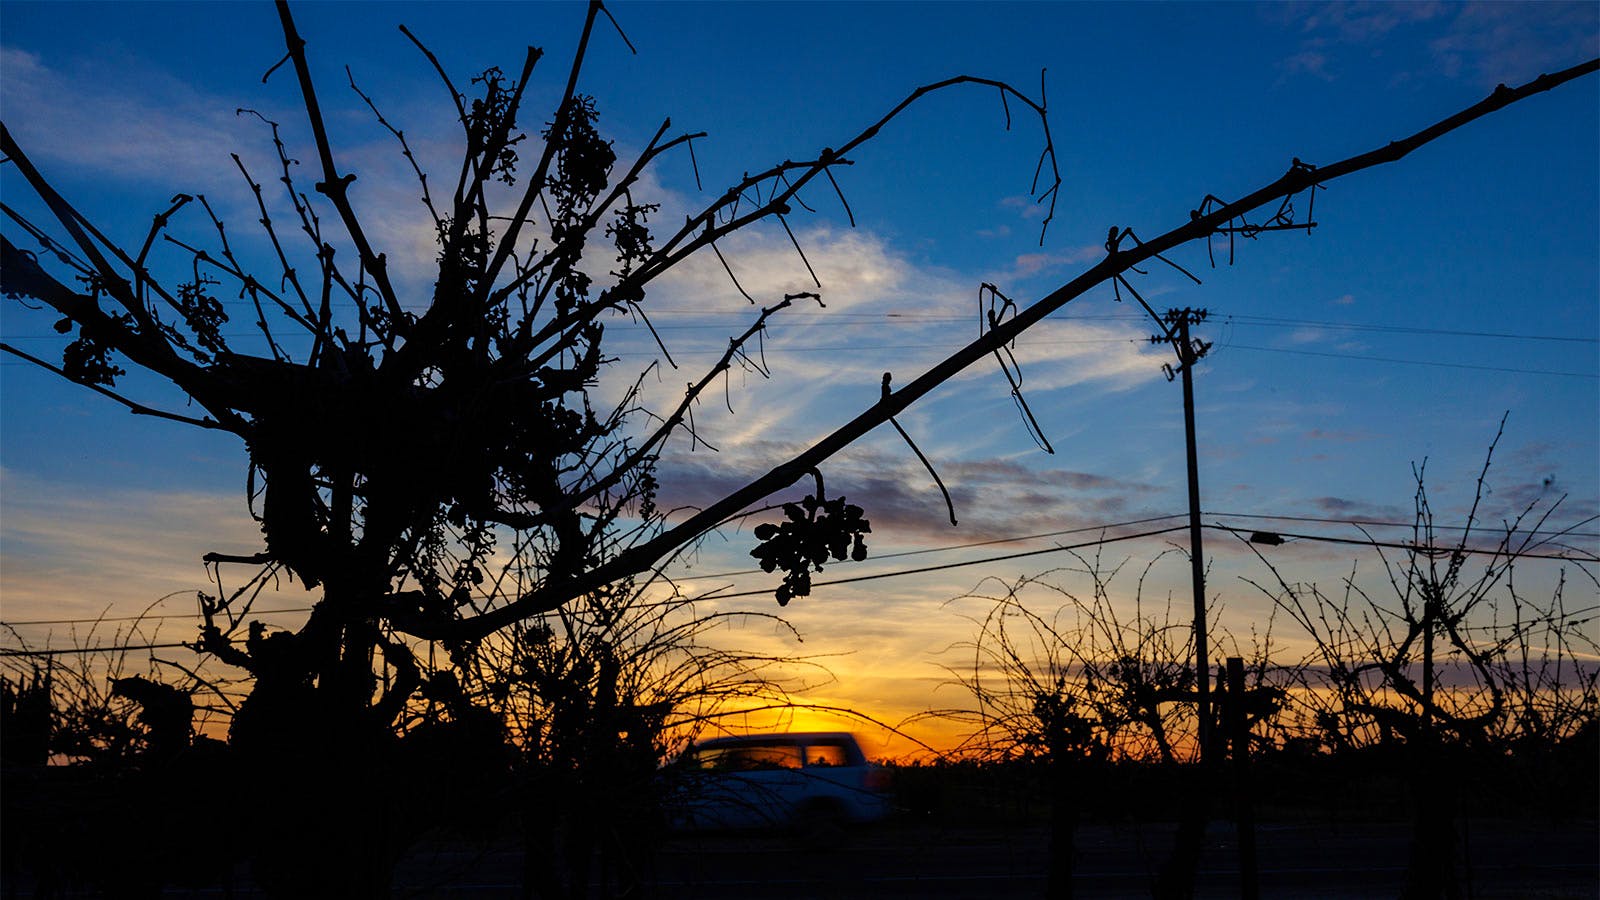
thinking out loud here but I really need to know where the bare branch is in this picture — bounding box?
[397,24,468,127]
[346,66,443,231]
[273,0,406,331]
[883,372,957,526]
[0,341,226,430]
[432,58,1599,641]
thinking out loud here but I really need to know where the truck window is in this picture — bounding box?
[697,743,803,770]
[803,742,849,767]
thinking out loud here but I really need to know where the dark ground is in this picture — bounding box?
[42,816,1578,898]
[393,817,1598,899]
[8,752,1596,897]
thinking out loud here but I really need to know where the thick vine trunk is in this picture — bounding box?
[229,572,408,898]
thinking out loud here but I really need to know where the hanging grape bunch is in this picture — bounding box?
[749,475,870,606]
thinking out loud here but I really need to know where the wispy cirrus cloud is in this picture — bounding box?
[997,193,1049,221]
[1302,427,1379,444]
[1273,1,1598,87]
[1291,2,1449,44]
[1305,494,1405,519]
[1281,49,1334,82]
[0,42,458,305]
[950,319,1168,395]
[0,45,260,188]
[1003,244,1104,281]
[1431,2,1600,86]
[651,224,915,315]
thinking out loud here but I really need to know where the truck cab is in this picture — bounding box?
[669,732,893,834]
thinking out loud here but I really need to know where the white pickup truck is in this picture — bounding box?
[667,732,893,836]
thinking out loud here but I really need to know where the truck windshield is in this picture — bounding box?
[695,743,803,770]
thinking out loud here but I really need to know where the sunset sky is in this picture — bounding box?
[2,2,1596,757]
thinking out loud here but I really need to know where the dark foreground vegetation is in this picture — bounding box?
[3,746,1595,898]
[890,740,1599,828]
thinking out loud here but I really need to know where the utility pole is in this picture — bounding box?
[1152,307,1213,759]
[1147,306,1216,900]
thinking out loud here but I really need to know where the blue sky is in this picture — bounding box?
[2,2,1596,754]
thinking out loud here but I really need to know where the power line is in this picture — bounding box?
[9,337,1591,379]
[680,513,1193,580]
[0,606,314,628]
[1224,343,1597,379]
[649,310,1600,344]
[1207,511,1600,540]
[5,508,1593,631]
[0,334,1141,352]
[1209,524,1600,563]
[0,525,1198,648]
[4,518,1592,658]
[0,642,191,658]
[635,339,1128,354]
[686,516,1596,591]
[697,525,1195,601]
[1221,314,1598,344]
[6,309,1593,342]
[0,515,1194,629]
